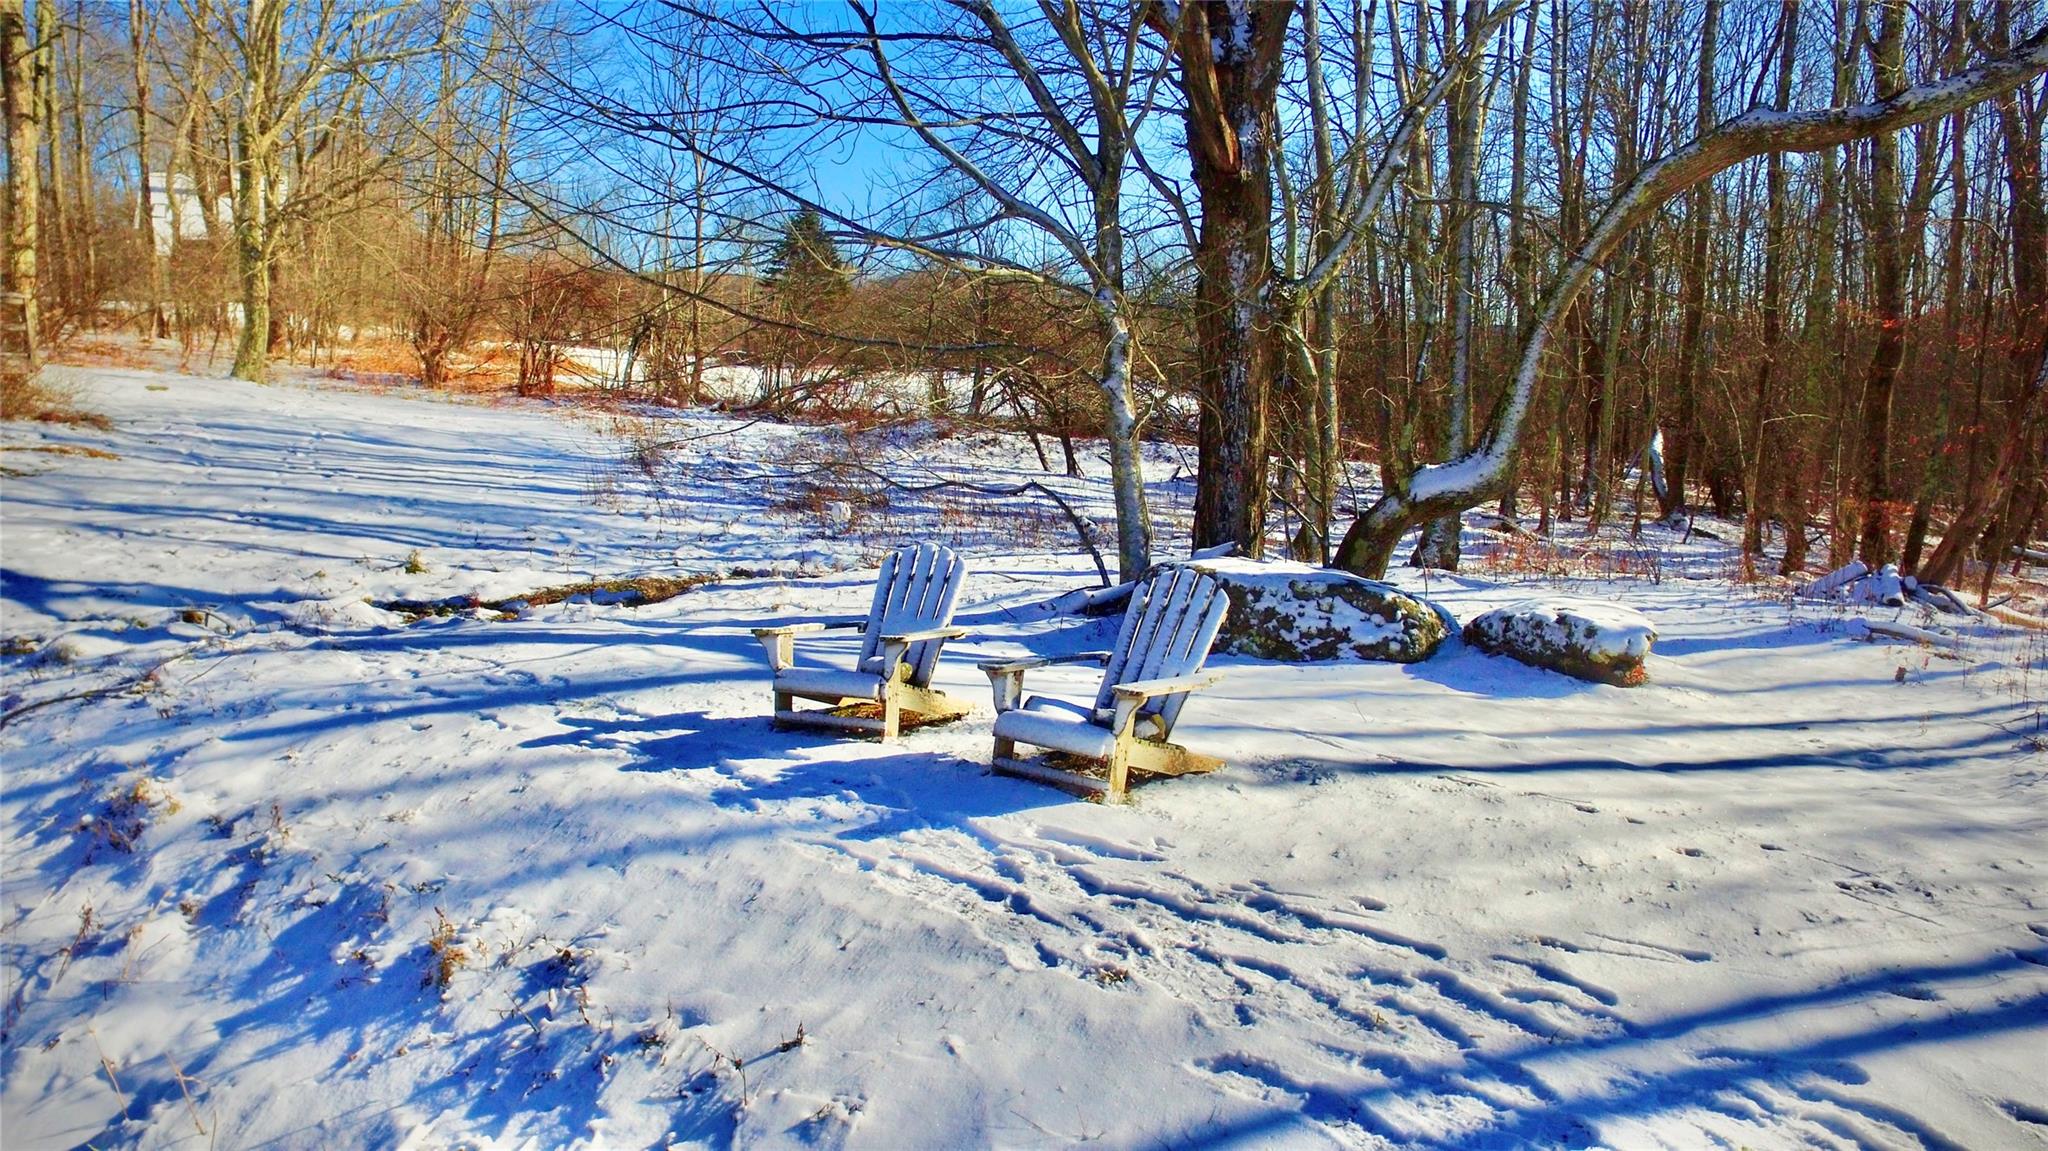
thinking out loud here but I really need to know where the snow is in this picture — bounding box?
[1186,556,1448,660]
[4,361,2046,1150]
[1477,598,1660,662]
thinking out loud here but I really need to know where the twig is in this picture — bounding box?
[165,1050,209,1138]
[703,1039,749,1106]
[1,647,207,730]
[88,1028,128,1119]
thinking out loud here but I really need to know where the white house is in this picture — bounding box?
[142,171,232,256]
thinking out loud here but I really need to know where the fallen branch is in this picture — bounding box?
[0,647,207,730]
[1985,604,2048,631]
[1865,619,1965,652]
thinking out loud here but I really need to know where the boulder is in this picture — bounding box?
[1173,557,1454,663]
[1463,599,1657,686]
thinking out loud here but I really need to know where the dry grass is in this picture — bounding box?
[1469,531,1666,582]
[822,702,967,734]
[1,372,110,430]
[80,777,182,857]
[1,443,118,459]
[374,573,724,622]
[425,910,470,991]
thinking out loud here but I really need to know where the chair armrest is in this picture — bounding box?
[979,651,1111,674]
[751,621,858,638]
[753,621,856,672]
[879,625,968,645]
[1111,671,1225,701]
[977,654,1039,714]
[981,651,1114,712]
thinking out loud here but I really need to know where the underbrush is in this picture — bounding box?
[373,573,724,622]
[1468,528,1668,584]
[762,430,1100,557]
[1,371,109,429]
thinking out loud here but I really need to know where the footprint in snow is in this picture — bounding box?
[2002,1099,2048,1127]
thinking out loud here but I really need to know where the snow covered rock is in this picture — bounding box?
[1464,599,1658,686]
[1175,556,1454,663]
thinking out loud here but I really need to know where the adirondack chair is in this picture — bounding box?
[980,566,1229,803]
[752,543,973,740]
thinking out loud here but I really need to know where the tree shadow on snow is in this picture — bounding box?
[1133,949,2048,1150]
[542,707,1065,832]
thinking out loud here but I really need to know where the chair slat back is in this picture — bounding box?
[1092,567,1229,734]
[857,543,968,687]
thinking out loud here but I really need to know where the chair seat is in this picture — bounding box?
[994,705,1116,761]
[775,666,886,703]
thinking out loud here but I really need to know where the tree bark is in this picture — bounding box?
[1665,0,1718,522]
[131,0,167,339]
[229,0,280,382]
[1175,1,1292,556]
[1853,0,1908,567]
[1742,0,1793,562]
[1413,0,1488,570]
[1,0,38,371]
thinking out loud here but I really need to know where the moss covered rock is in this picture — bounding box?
[1170,557,1454,663]
[1463,600,1657,686]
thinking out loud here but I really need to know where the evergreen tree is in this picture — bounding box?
[764,208,848,305]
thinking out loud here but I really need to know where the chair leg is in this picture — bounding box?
[773,689,793,717]
[1104,729,1133,803]
[881,691,902,741]
[992,734,1015,762]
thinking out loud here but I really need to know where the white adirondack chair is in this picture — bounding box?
[980,566,1229,803]
[752,543,973,740]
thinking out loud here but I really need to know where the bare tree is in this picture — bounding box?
[206,0,428,381]
[1333,22,2048,576]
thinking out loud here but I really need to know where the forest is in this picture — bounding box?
[4,0,2045,589]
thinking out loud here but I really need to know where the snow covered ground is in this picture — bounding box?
[3,362,2044,1150]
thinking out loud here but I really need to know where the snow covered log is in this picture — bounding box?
[1464,600,1658,687]
[1174,557,1454,663]
[1798,561,1979,614]
[1798,561,1869,598]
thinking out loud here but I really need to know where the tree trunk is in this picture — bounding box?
[1854,0,1908,566]
[1413,0,1486,571]
[1,0,38,371]
[65,0,87,298]
[1666,0,1719,522]
[1099,302,1152,581]
[131,0,167,338]
[1498,3,1540,521]
[1784,0,1856,576]
[229,0,280,383]
[1742,0,1793,562]
[1177,1,1291,556]
[33,0,63,319]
